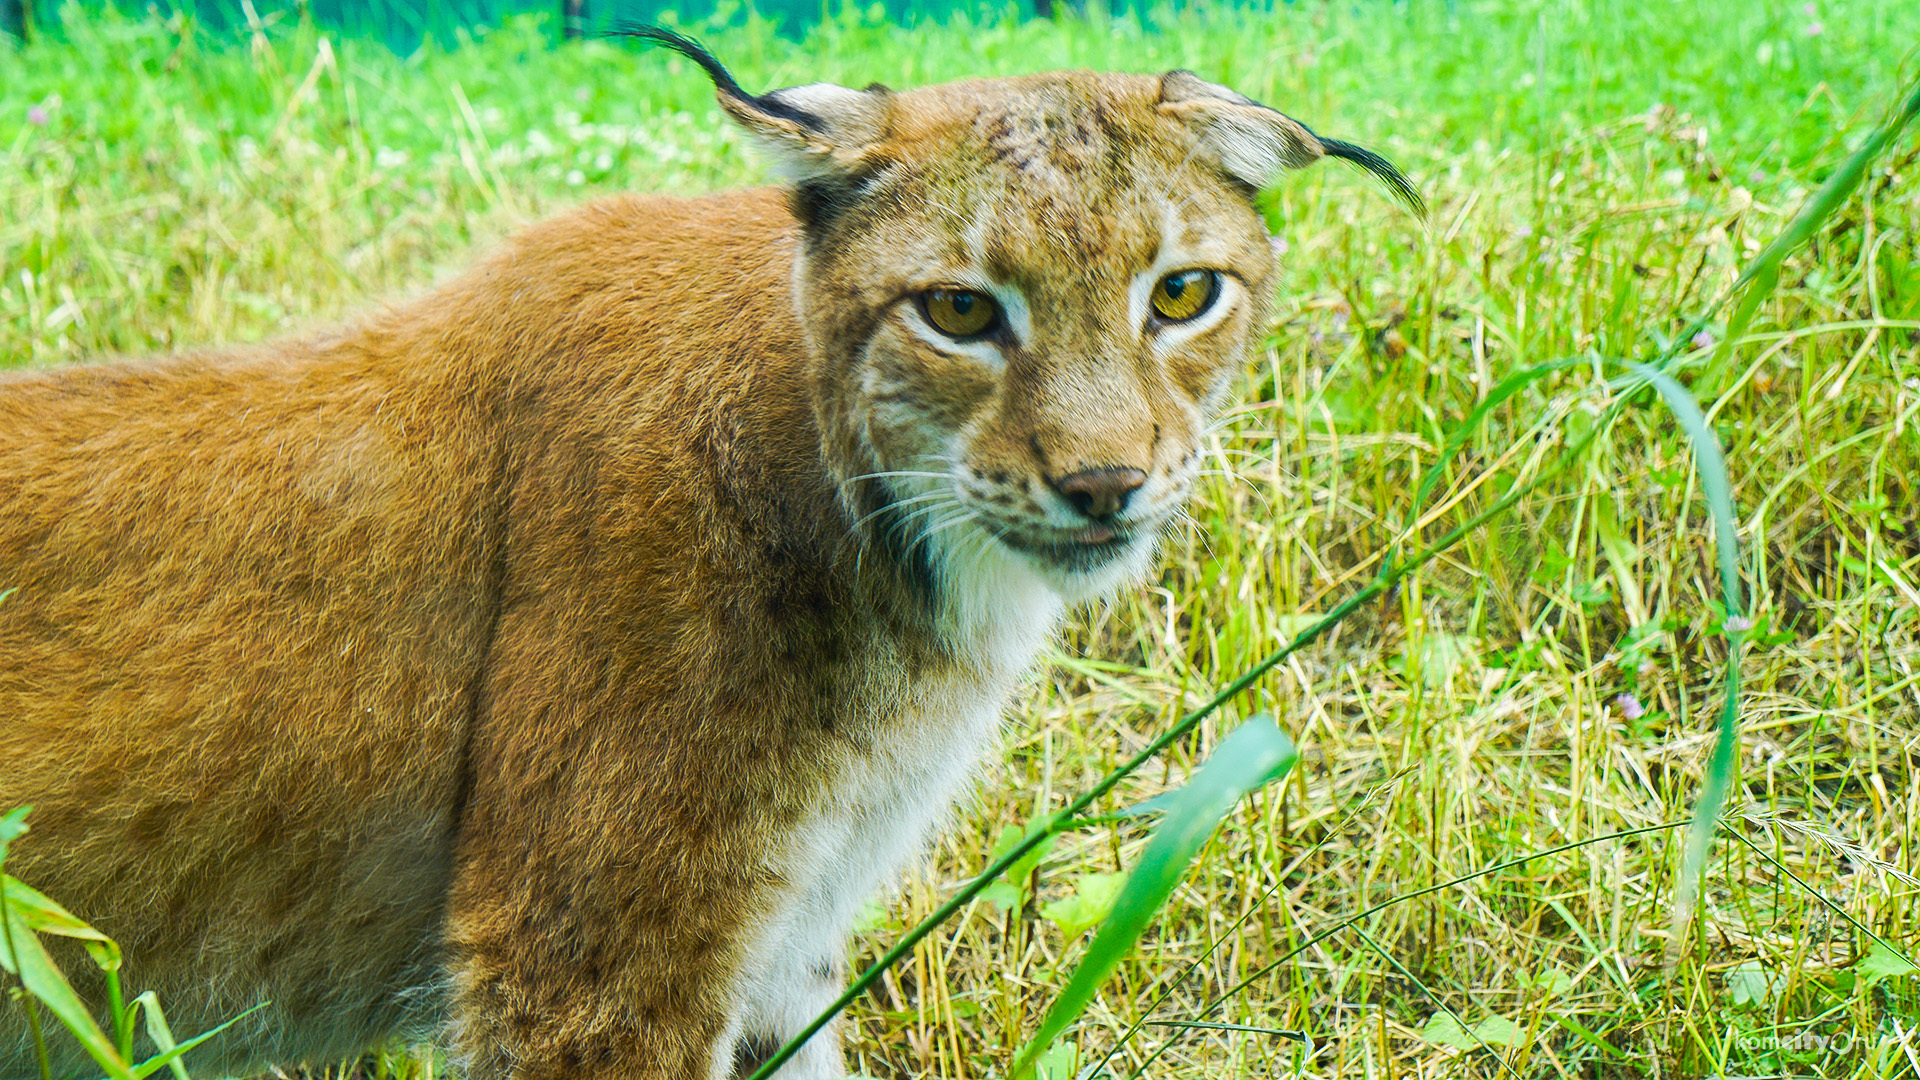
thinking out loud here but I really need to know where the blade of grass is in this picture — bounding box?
[125,995,268,1080]
[1554,1014,1628,1061]
[1082,772,1410,1075]
[1713,78,1920,372]
[1145,1020,1308,1038]
[1007,716,1298,1079]
[0,891,135,1080]
[1,877,122,973]
[1623,362,1746,960]
[0,806,54,1080]
[1648,71,1920,957]
[1405,357,1587,525]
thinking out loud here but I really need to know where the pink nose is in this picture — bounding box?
[1049,467,1147,519]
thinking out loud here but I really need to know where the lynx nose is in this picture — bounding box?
[1049,466,1147,519]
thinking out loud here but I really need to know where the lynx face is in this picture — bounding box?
[801,79,1276,607]
[655,33,1420,617]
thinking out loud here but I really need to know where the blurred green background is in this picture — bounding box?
[4,0,1107,52]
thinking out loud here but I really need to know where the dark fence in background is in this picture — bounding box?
[1,0,1067,52]
[2,0,31,41]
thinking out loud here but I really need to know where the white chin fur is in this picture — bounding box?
[1034,535,1158,605]
[951,523,1159,610]
[931,527,1063,653]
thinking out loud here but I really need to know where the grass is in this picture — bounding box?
[5,0,1920,1076]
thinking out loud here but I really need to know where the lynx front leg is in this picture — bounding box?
[722,906,849,1080]
[442,698,773,1077]
[723,804,932,1080]
[441,844,749,1080]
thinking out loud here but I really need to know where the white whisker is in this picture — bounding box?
[850,490,952,534]
[839,469,950,485]
[905,509,972,565]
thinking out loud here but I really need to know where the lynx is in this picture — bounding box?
[0,29,1416,1080]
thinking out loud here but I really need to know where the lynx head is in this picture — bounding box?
[634,29,1420,618]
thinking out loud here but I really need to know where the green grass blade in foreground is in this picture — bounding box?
[0,806,24,862]
[1640,72,1920,954]
[1715,77,1920,368]
[1405,357,1586,527]
[1623,363,1745,955]
[127,995,270,1080]
[1,876,122,973]
[0,884,136,1080]
[0,806,53,1080]
[1083,774,1409,1075]
[1008,716,1298,1080]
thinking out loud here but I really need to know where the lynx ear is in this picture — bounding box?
[625,26,890,182]
[716,82,891,181]
[1158,71,1425,217]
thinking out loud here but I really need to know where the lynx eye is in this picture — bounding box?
[919,288,1001,339]
[1149,269,1221,323]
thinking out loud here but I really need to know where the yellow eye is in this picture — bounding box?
[1150,269,1221,323]
[920,288,1000,338]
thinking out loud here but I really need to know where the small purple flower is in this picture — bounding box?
[1801,1,1816,12]
[27,105,48,127]
[1614,693,1646,721]
[1804,20,1824,36]
[1691,330,1715,350]
[1724,614,1754,633]
[1269,235,1290,258]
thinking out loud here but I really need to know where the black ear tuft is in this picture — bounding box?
[608,24,826,134]
[1160,70,1425,220]
[614,23,890,186]
[1318,137,1427,219]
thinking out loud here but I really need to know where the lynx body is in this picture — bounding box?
[0,33,1413,1079]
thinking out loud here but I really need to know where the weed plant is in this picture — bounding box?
[3,1,1919,1077]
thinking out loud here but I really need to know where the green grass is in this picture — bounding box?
[5,1,1920,1076]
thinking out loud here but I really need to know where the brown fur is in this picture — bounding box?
[0,48,1412,1079]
